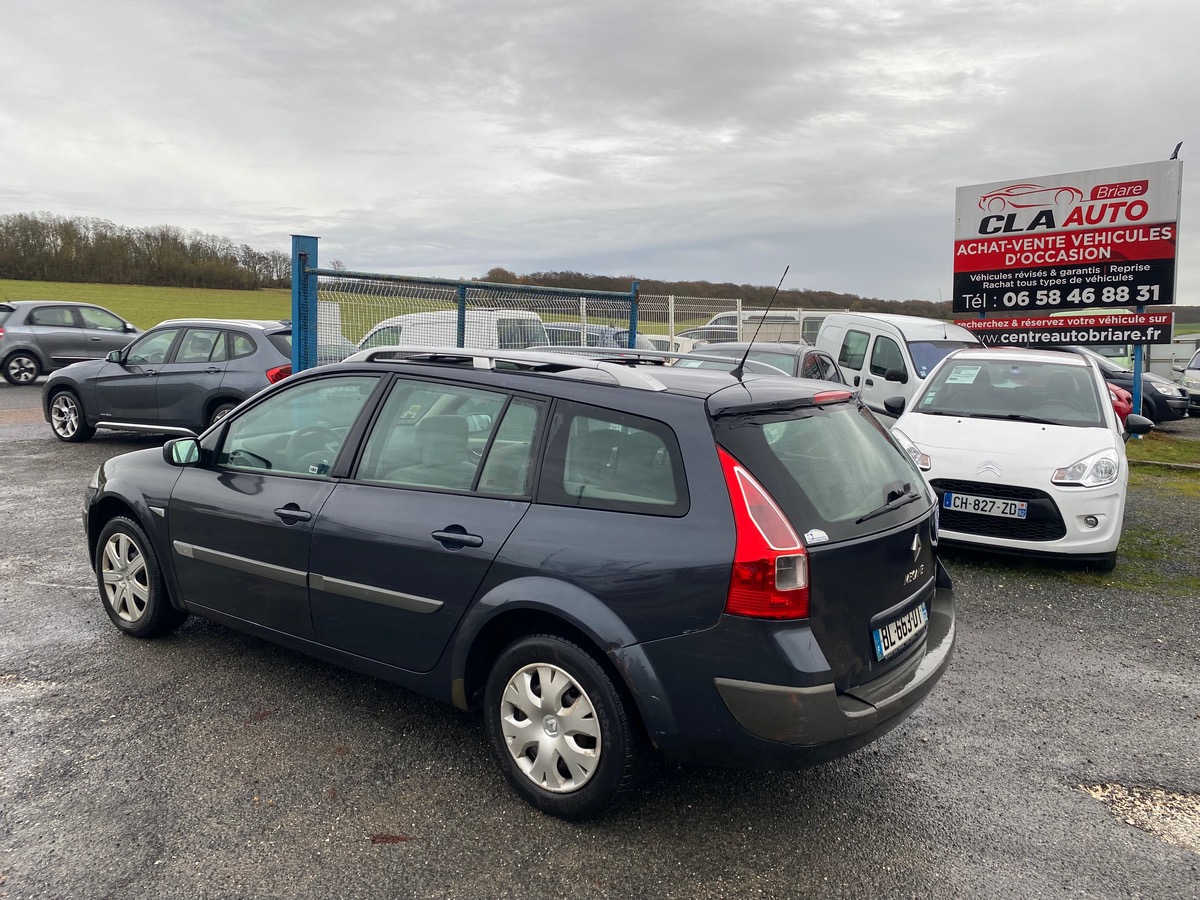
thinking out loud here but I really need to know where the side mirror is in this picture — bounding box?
[885,367,909,384]
[1172,364,1185,374]
[1123,414,1154,442]
[164,437,201,467]
[124,323,139,333]
[884,396,907,416]
[105,350,124,363]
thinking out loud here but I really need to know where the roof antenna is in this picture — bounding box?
[731,265,789,380]
[1169,141,1183,160]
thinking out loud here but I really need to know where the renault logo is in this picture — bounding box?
[911,534,922,561]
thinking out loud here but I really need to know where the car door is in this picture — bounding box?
[77,305,137,358]
[153,327,228,427]
[91,328,182,421]
[167,374,383,636]
[307,378,543,672]
[27,305,89,366]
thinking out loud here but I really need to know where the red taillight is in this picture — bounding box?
[717,447,809,619]
[266,365,292,384]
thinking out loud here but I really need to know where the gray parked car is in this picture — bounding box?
[0,300,140,385]
[42,318,293,442]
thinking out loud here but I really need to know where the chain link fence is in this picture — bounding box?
[290,235,841,370]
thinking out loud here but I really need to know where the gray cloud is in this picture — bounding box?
[2,0,1198,303]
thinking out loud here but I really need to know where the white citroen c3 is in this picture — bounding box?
[889,347,1153,571]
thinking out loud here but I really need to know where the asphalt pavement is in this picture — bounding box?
[1,381,1197,899]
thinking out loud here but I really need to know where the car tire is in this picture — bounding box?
[208,402,238,428]
[484,633,642,821]
[94,516,187,638]
[48,389,96,443]
[3,351,41,385]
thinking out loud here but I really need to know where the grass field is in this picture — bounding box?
[0,279,290,330]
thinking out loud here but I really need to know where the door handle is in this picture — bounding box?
[432,528,483,549]
[865,378,875,386]
[274,505,313,524]
[143,370,157,376]
[204,367,221,374]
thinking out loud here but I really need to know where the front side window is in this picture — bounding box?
[79,307,126,331]
[838,330,869,370]
[218,376,379,476]
[126,329,180,365]
[540,402,687,515]
[869,336,906,378]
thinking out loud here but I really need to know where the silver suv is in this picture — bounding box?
[1,300,139,385]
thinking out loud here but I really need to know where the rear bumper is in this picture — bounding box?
[714,580,954,754]
[625,563,955,769]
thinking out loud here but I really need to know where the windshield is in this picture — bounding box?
[498,318,549,349]
[714,402,930,543]
[916,358,1106,428]
[908,341,977,379]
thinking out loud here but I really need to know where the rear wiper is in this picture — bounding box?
[856,486,922,524]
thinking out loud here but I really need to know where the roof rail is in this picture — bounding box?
[342,345,669,391]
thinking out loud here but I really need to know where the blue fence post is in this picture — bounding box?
[291,235,319,371]
[627,280,640,348]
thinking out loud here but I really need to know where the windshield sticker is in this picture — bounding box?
[944,365,983,385]
[804,528,829,545]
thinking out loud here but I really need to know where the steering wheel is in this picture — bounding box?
[286,426,339,459]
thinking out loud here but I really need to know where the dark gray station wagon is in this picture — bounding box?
[84,347,955,819]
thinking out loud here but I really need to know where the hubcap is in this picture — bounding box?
[500,663,600,793]
[51,395,79,437]
[8,356,36,383]
[101,533,149,623]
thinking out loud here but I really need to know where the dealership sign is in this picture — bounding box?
[954,161,1182,314]
[954,311,1175,348]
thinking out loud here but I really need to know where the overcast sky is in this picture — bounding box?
[3,0,1199,304]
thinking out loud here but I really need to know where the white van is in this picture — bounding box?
[704,308,841,343]
[359,309,548,351]
[815,313,980,417]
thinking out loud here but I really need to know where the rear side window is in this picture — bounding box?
[232,334,258,359]
[539,402,688,515]
[177,329,227,363]
[29,306,77,327]
[715,402,928,543]
[838,330,869,370]
[264,332,289,359]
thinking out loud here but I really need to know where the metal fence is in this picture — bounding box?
[289,235,838,371]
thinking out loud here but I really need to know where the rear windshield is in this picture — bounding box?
[0,306,12,326]
[908,341,977,379]
[267,332,293,357]
[714,402,931,544]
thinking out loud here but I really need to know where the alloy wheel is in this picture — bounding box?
[6,354,38,384]
[50,394,81,438]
